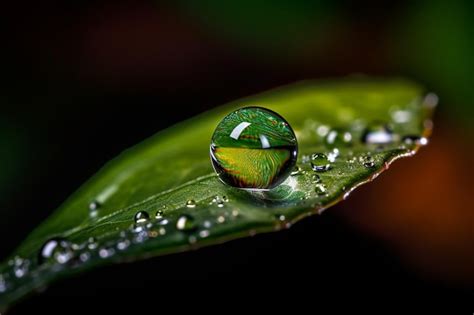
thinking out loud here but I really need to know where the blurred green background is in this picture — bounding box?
[1,0,473,310]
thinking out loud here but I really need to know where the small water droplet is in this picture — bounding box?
[392,110,412,123]
[188,235,197,244]
[176,214,197,231]
[134,211,149,224]
[89,201,100,211]
[203,220,212,228]
[362,123,394,145]
[38,238,73,265]
[315,183,327,195]
[217,215,226,224]
[360,155,375,168]
[155,210,164,219]
[231,210,239,217]
[159,227,166,235]
[99,248,115,258]
[13,257,29,278]
[87,237,98,250]
[317,125,330,137]
[312,174,321,183]
[327,148,339,163]
[402,135,428,146]
[325,129,352,148]
[222,196,229,202]
[79,252,91,262]
[277,214,286,221]
[311,153,331,172]
[117,239,130,251]
[199,230,210,238]
[186,200,196,208]
[291,166,304,176]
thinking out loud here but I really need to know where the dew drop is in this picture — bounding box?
[199,230,210,238]
[291,166,304,176]
[402,135,428,146]
[325,129,352,148]
[99,248,115,259]
[315,183,327,195]
[186,200,196,208]
[217,215,226,224]
[203,220,212,228]
[277,214,286,222]
[12,257,29,278]
[312,174,321,183]
[155,210,164,219]
[87,237,98,250]
[311,153,331,172]
[362,123,394,145]
[79,252,91,263]
[134,211,149,224]
[89,201,100,211]
[38,238,73,265]
[210,107,298,190]
[360,155,375,168]
[176,214,197,232]
[116,239,130,251]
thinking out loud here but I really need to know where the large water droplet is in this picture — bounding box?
[134,211,149,224]
[311,153,331,172]
[210,107,298,190]
[325,129,352,148]
[38,238,73,265]
[186,200,196,208]
[176,214,197,231]
[362,123,394,145]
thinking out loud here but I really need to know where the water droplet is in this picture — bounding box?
[79,252,91,263]
[231,210,239,217]
[392,110,412,123]
[291,166,304,176]
[315,183,327,195]
[210,107,298,190]
[89,201,100,211]
[325,129,352,148]
[87,237,98,250]
[99,248,115,258]
[13,257,29,278]
[186,200,196,208]
[360,155,375,168]
[312,174,321,183]
[176,214,197,231]
[217,215,226,224]
[203,220,212,228]
[362,123,394,145]
[117,239,130,251]
[222,196,229,202]
[155,210,164,219]
[317,125,330,137]
[311,153,331,172]
[402,135,428,146]
[134,211,149,224]
[327,148,340,163]
[277,214,286,221]
[38,238,73,265]
[157,218,169,226]
[199,230,210,238]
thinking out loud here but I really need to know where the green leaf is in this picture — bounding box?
[0,78,435,309]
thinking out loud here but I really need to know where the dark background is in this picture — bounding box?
[1,0,473,311]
